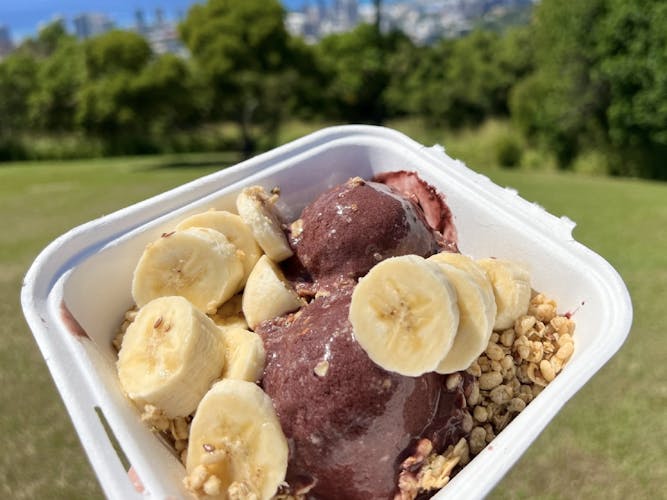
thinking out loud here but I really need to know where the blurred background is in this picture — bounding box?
[1,0,665,498]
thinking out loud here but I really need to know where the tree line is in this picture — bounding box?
[0,0,664,179]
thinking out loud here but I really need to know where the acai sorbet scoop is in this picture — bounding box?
[290,176,441,281]
[256,285,471,499]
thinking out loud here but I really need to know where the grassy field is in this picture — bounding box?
[1,139,665,499]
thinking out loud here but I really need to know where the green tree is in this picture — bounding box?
[180,0,297,156]
[396,28,531,128]
[76,30,153,142]
[282,36,329,122]
[595,0,667,178]
[0,52,39,136]
[316,24,409,123]
[494,26,535,114]
[510,0,667,178]
[439,30,504,126]
[510,0,607,167]
[134,54,201,135]
[0,22,76,159]
[75,31,201,150]
[18,20,69,58]
[35,20,69,56]
[383,36,422,117]
[29,37,85,132]
[84,29,151,79]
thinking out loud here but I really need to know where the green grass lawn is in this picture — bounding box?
[1,142,665,499]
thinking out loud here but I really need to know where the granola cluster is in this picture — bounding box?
[396,437,470,499]
[139,404,192,463]
[183,464,225,498]
[395,292,576,499]
[184,454,262,499]
[112,307,138,351]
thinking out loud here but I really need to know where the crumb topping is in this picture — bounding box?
[395,292,575,499]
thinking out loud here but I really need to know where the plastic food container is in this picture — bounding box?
[21,125,632,499]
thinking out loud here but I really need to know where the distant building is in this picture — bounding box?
[287,0,360,41]
[339,0,359,25]
[0,25,13,58]
[286,2,324,43]
[321,0,359,36]
[73,13,114,39]
[285,0,528,45]
[134,9,187,57]
[135,9,148,36]
[155,8,165,27]
[285,12,310,40]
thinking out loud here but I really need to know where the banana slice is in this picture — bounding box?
[175,209,262,288]
[428,260,495,373]
[132,227,244,314]
[117,296,225,418]
[477,258,532,330]
[428,251,496,333]
[348,255,459,377]
[236,186,293,262]
[242,255,305,329]
[211,294,249,331]
[221,327,266,383]
[185,379,288,500]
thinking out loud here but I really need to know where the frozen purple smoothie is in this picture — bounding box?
[256,172,468,498]
[290,176,441,282]
[257,286,470,499]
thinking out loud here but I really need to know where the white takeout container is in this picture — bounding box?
[21,125,632,499]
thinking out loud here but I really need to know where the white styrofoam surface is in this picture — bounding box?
[21,125,632,499]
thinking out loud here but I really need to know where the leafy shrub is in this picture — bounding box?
[495,132,523,168]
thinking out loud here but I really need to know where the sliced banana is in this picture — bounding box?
[429,253,495,302]
[220,327,266,383]
[185,379,288,500]
[477,258,532,330]
[132,227,244,314]
[242,255,305,329]
[175,209,262,288]
[429,251,496,333]
[117,296,225,418]
[428,261,495,373]
[349,255,459,377]
[236,186,293,262]
[211,294,249,331]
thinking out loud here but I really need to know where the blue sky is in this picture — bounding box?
[0,0,315,40]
